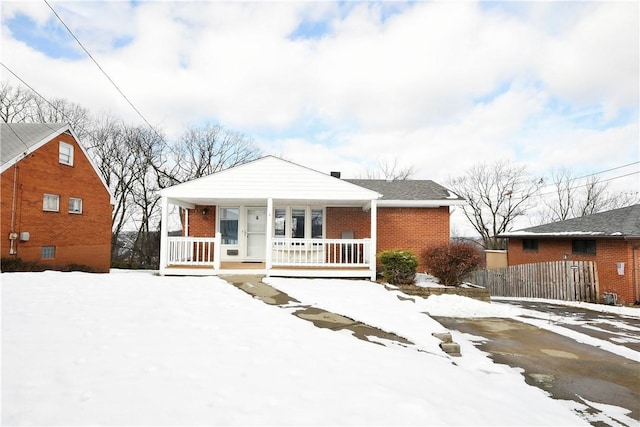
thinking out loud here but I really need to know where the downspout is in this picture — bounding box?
[9,162,19,255]
[634,245,639,304]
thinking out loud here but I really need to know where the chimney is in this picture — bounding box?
[330,171,341,179]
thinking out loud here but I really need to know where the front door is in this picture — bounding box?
[245,207,266,260]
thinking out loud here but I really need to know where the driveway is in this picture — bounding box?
[433,301,640,426]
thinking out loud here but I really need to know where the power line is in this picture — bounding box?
[43,0,162,139]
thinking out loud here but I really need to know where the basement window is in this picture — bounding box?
[41,246,55,259]
[572,239,596,255]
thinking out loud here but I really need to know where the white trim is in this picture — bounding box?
[376,199,467,207]
[370,198,377,281]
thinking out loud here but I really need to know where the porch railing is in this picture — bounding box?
[271,238,371,267]
[167,235,220,267]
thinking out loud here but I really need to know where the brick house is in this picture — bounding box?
[1,123,113,272]
[158,156,465,279]
[500,205,640,305]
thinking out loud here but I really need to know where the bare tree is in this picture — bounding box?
[537,168,640,223]
[170,123,261,182]
[363,157,416,180]
[0,82,34,123]
[448,160,544,249]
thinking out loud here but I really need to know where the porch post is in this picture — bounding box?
[265,197,273,275]
[159,196,169,276]
[369,198,377,281]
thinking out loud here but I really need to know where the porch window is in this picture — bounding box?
[274,208,286,237]
[291,208,305,239]
[220,208,239,244]
[275,207,324,240]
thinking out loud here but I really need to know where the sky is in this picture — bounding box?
[1,1,639,233]
[3,270,638,425]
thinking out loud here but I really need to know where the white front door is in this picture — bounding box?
[245,207,266,259]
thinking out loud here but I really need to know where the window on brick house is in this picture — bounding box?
[274,207,324,240]
[69,197,83,214]
[572,239,596,255]
[41,246,55,259]
[59,142,74,166]
[522,239,538,251]
[43,194,60,212]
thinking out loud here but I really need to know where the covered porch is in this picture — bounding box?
[158,156,382,280]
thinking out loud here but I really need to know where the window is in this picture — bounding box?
[59,142,74,166]
[311,209,323,239]
[274,207,325,240]
[522,239,538,251]
[43,194,60,212]
[69,197,83,214]
[291,208,306,239]
[41,246,55,259]
[220,208,239,244]
[572,239,596,255]
[274,208,286,237]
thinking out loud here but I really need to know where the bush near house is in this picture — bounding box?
[378,249,418,285]
[422,243,482,286]
[1,258,93,273]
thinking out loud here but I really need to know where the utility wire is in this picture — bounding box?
[43,0,162,139]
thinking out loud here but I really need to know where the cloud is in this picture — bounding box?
[1,0,637,197]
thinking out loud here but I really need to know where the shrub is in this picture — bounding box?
[422,243,482,286]
[378,249,418,285]
[1,258,94,273]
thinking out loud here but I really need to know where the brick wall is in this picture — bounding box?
[1,132,112,272]
[327,206,450,271]
[508,238,638,305]
[183,206,217,237]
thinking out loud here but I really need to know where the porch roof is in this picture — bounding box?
[161,156,382,207]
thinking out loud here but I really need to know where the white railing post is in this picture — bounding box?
[159,196,169,275]
[214,232,221,271]
[369,199,377,281]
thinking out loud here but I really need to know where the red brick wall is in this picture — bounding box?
[508,238,638,305]
[183,206,216,237]
[1,132,112,272]
[327,206,451,271]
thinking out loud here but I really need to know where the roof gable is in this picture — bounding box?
[1,123,69,170]
[502,204,640,238]
[161,156,382,203]
[0,123,114,204]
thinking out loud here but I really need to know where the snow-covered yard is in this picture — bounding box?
[2,270,637,426]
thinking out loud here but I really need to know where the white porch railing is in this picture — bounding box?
[167,235,220,267]
[271,238,371,267]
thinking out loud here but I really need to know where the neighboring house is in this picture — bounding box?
[159,156,465,279]
[500,205,640,305]
[1,123,113,272]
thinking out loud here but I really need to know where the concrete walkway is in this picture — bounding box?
[220,275,412,346]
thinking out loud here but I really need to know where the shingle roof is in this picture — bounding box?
[345,179,464,202]
[501,204,640,238]
[1,123,69,167]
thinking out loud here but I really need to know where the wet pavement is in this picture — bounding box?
[494,298,640,353]
[222,275,640,426]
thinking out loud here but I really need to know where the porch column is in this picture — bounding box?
[369,198,377,281]
[265,197,273,275]
[159,196,169,276]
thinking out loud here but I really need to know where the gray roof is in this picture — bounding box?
[345,179,463,201]
[1,123,69,167]
[501,204,640,238]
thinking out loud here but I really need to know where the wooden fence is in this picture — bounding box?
[467,261,600,302]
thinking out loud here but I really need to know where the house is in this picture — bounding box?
[158,156,465,279]
[1,123,113,272]
[499,205,640,305]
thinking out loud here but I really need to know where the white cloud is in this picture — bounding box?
[1,0,637,203]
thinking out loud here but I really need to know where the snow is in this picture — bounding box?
[1,270,635,425]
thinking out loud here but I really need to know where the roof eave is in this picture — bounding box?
[377,199,466,207]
